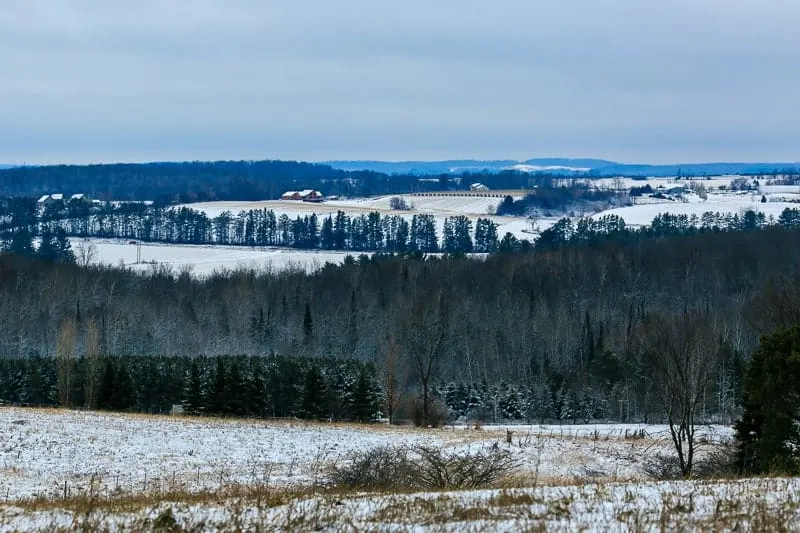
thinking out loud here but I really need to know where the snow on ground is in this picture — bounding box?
[0,408,445,501]
[3,477,797,531]
[177,195,535,243]
[0,408,761,531]
[456,423,732,443]
[71,238,352,275]
[0,408,728,503]
[593,193,800,227]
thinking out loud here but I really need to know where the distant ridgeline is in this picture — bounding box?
[324,158,800,177]
[0,160,577,202]
[3,159,800,202]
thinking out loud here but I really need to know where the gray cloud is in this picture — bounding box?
[1,0,799,164]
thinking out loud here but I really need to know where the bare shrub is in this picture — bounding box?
[693,440,739,479]
[326,445,520,490]
[412,445,520,489]
[389,197,411,210]
[412,398,450,428]
[326,446,416,490]
[643,453,684,480]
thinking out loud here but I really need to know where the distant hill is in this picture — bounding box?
[323,159,519,175]
[325,159,800,177]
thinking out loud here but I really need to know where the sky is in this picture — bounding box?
[1,0,799,165]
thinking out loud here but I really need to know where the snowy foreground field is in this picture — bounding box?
[2,409,796,531]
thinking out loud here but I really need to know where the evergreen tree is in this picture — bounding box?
[299,364,327,419]
[98,359,116,409]
[350,367,378,422]
[112,361,136,411]
[209,357,228,415]
[182,360,205,415]
[736,326,800,474]
[7,228,35,256]
[54,228,75,263]
[303,302,314,343]
[37,227,59,261]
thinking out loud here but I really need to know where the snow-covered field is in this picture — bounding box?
[2,408,786,532]
[0,408,731,502]
[71,238,352,275]
[4,477,799,531]
[178,195,536,243]
[594,193,800,227]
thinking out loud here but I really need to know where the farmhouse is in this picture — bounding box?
[281,191,302,200]
[300,189,324,202]
[470,183,490,192]
[281,190,324,202]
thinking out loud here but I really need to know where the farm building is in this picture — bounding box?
[470,183,490,192]
[301,190,324,202]
[281,190,324,202]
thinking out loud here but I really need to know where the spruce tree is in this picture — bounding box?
[736,326,800,474]
[299,364,327,420]
[182,360,204,416]
[112,360,136,411]
[350,367,377,422]
[209,357,228,415]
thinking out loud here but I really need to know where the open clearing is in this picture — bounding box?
[1,408,784,531]
[0,408,733,502]
[70,238,353,275]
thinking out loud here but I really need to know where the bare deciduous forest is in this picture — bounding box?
[1,223,799,424]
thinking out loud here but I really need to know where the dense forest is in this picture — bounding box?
[0,160,555,202]
[0,354,381,421]
[3,216,800,423]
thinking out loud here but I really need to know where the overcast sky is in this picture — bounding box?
[1,0,799,165]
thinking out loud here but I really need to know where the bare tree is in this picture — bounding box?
[405,293,449,426]
[381,333,406,425]
[56,318,77,408]
[75,240,98,267]
[640,311,717,477]
[84,320,102,409]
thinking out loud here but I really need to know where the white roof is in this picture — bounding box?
[38,195,50,203]
[281,191,299,196]
[299,189,314,196]
[71,193,85,200]
[50,193,64,201]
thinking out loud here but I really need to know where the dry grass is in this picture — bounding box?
[1,476,799,532]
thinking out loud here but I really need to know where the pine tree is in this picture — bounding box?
[299,364,327,419]
[112,361,136,411]
[182,360,204,416]
[55,228,75,263]
[350,367,377,422]
[736,326,800,474]
[37,227,59,262]
[209,357,228,415]
[98,359,116,409]
[303,302,314,344]
[7,228,34,256]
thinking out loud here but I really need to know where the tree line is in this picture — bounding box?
[3,200,503,255]
[0,353,380,421]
